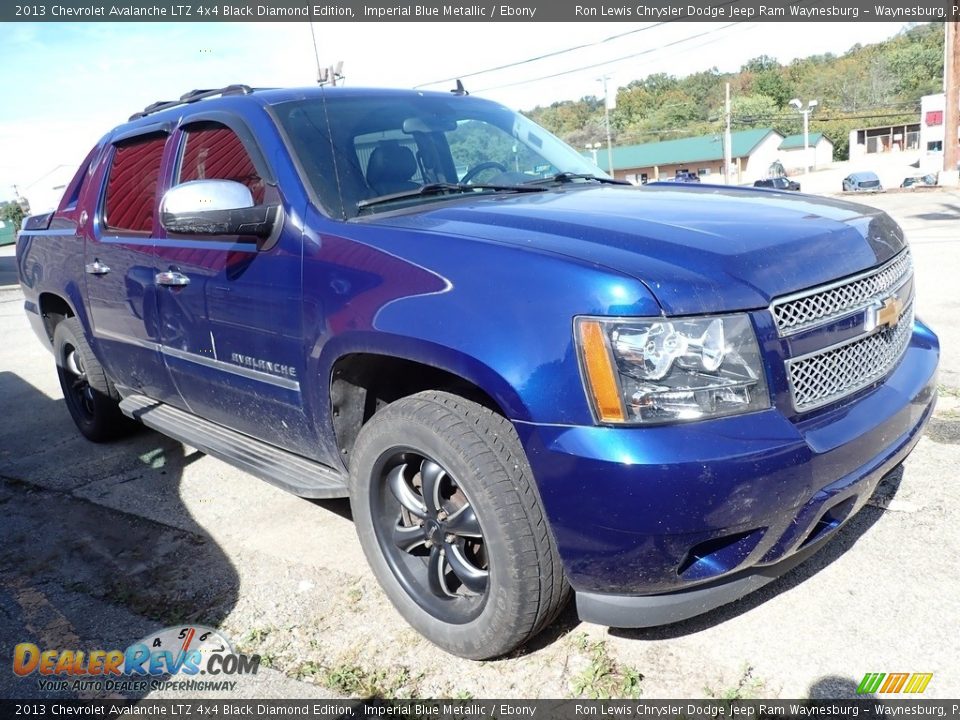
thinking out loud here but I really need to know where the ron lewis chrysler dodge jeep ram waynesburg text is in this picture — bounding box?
[16,85,939,659]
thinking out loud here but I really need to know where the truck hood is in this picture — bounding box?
[363,184,906,315]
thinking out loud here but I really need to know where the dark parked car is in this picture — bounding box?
[754,176,801,191]
[15,85,939,659]
[843,171,883,192]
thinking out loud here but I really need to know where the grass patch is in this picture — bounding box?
[293,660,324,681]
[322,663,415,698]
[937,384,960,399]
[569,633,643,699]
[240,626,273,645]
[704,664,765,700]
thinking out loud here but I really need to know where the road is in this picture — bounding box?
[0,191,957,700]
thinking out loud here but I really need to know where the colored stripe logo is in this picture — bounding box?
[857,672,933,694]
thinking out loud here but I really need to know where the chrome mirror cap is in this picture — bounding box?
[161,180,254,216]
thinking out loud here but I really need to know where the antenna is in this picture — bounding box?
[308,22,324,86]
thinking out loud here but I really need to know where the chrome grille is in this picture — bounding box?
[786,303,914,412]
[771,250,913,336]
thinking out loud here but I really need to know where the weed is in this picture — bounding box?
[321,663,416,698]
[241,626,272,645]
[704,664,765,700]
[569,633,643,699]
[293,660,323,680]
[936,384,960,398]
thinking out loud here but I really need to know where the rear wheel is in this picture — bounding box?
[53,317,134,442]
[349,391,569,659]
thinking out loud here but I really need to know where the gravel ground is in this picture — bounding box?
[0,190,957,700]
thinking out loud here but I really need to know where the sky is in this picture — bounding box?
[0,20,913,209]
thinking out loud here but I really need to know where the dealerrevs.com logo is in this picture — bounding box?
[13,625,260,693]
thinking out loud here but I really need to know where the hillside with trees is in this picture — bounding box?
[524,23,944,160]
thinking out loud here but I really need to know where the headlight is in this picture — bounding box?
[575,314,770,425]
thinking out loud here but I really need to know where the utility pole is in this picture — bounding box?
[724,83,732,185]
[944,21,959,179]
[599,75,615,176]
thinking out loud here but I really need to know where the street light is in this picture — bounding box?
[789,98,819,174]
[585,142,602,166]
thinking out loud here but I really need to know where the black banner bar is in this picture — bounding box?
[4,0,960,22]
[2,699,960,719]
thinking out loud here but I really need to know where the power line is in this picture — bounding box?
[474,23,748,94]
[731,110,919,124]
[414,23,671,89]
[415,0,755,91]
[470,0,832,96]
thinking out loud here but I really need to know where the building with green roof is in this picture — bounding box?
[777,132,834,171]
[588,128,787,185]
[0,219,14,247]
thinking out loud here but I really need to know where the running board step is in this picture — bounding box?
[119,394,349,499]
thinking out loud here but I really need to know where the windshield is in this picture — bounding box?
[272,92,606,218]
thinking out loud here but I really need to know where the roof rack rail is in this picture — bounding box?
[128,84,255,121]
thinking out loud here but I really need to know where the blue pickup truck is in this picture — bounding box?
[16,85,938,659]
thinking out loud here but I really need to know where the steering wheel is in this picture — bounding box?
[460,161,508,184]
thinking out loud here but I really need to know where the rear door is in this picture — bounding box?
[155,120,315,456]
[84,129,180,403]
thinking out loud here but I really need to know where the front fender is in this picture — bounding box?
[303,215,661,426]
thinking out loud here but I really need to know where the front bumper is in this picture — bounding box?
[515,320,939,627]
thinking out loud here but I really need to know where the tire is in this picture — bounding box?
[349,391,569,659]
[53,316,134,442]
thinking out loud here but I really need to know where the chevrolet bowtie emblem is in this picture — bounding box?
[869,295,903,332]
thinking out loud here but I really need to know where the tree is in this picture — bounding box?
[523,23,943,162]
[730,94,779,129]
[741,55,780,74]
[0,201,25,233]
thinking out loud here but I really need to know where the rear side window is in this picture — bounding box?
[104,135,167,234]
[178,125,264,203]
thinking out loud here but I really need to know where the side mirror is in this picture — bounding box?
[160,180,278,241]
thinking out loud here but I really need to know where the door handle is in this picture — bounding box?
[84,260,111,275]
[155,270,190,287]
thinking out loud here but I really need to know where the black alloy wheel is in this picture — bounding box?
[61,341,97,421]
[373,451,489,624]
[349,391,570,659]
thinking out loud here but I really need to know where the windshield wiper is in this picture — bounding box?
[357,182,546,211]
[523,172,632,186]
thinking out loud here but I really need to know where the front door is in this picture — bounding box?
[155,122,315,457]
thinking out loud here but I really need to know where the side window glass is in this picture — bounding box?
[103,135,166,234]
[178,125,265,204]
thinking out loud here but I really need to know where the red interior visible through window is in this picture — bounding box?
[179,126,265,204]
[104,136,166,233]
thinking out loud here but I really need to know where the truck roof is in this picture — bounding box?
[122,84,463,130]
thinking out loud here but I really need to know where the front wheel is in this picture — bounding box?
[349,391,569,659]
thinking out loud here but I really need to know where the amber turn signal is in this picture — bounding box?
[577,320,626,423]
